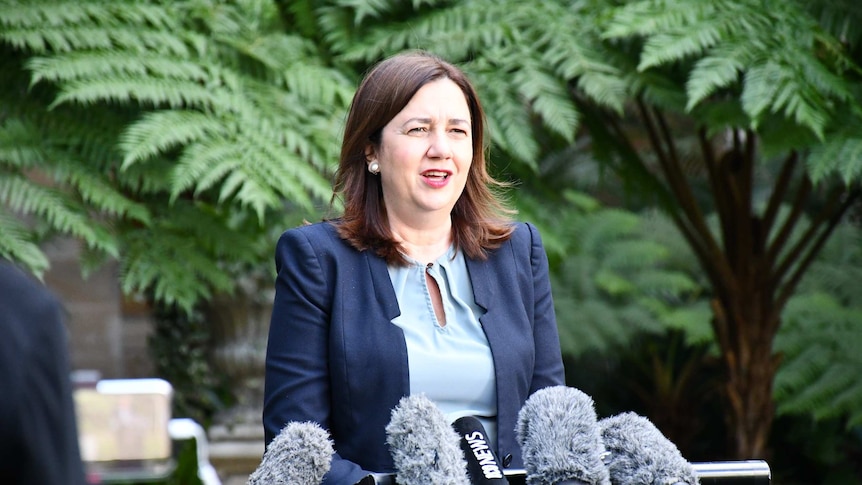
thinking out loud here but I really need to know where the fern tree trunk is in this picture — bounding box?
[630,101,860,458]
[711,282,782,459]
[706,128,783,460]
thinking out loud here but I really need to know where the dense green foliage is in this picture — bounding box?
[1,0,351,311]
[2,0,862,475]
[776,224,862,428]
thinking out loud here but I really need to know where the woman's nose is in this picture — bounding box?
[426,130,452,159]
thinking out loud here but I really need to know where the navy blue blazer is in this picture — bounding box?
[263,221,565,485]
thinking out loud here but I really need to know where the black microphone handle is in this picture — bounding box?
[452,416,509,484]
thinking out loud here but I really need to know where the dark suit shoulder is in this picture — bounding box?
[508,221,532,241]
[495,221,539,254]
[0,262,62,317]
[279,221,350,252]
[276,220,370,271]
[282,220,340,240]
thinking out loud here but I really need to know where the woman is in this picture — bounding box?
[263,50,565,484]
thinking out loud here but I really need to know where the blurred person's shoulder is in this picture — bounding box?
[0,261,62,323]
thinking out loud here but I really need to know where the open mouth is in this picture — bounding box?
[422,170,450,180]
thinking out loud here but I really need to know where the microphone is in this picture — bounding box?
[451,415,509,484]
[598,412,699,485]
[247,421,333,485]
[515,386,611,485]
[385,393,471,485]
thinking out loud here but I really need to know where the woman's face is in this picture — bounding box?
[369,78,473,227]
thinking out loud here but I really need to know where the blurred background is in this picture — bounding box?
[2,0,862,483]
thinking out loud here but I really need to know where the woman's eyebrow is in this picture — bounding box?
[402,117,470,125]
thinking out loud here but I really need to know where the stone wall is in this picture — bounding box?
[43,237,154,379]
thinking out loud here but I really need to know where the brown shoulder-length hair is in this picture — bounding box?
[332,50,515,265]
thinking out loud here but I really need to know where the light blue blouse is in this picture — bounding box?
[387,246,499,447]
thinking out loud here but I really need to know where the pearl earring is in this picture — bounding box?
[368,161,380,174]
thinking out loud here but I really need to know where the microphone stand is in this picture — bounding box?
[371,460,771,485]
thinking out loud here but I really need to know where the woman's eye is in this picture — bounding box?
[408,127,428,133]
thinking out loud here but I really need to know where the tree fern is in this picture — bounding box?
[1,0,353,307]
[604,0,855,141]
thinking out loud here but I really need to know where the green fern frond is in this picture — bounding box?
[574,209,640,253]
[632,71,688,112]
[49,77,222,110]
[685,47,747,110]
[470,66,539,167]
[233,33,313,72]
[531,191,709,358]
[0,2,177,30]
[0,175,117,256]
[282,63,355,109]
[116,158,175,194]
[660,302,714,346]
[603,0,706,39]
[334,0,402,24]
[776,288,862,427]
[513,62,579,143]
[781,366,857,417]
[576,72,628,115]
[807,137,862,185]
[314,5,360,56]
[594,269,635,297]
[118,201,270,312]
[523,1,628,112]
[170,141,244,200]
[2,25,197,56]
[1,2,182,54]
[602,239,668,270]
[230,76,347,176]
[0,119,43,168]
[339,0,518,63]
[828,386,862,426]
[604,0,853,140]
[28,52,209,85]
[119,110,228,168]
[741,61,827,138]
[222,149,299,212]
[0,209,50,276]
[795,222,862,310]
[633,270,700,298]
[219,169,280,222]
[638,25,722,71]
[51,162,151,223]
[121,231,224,313]
[241,130,332,202]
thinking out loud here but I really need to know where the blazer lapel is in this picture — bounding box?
[465,257,495,313]
[365,250,401,320]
